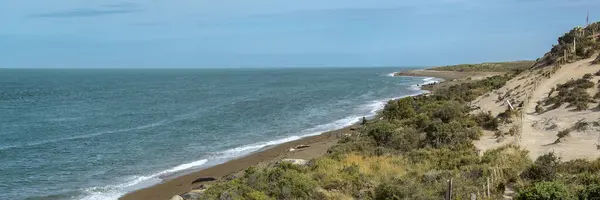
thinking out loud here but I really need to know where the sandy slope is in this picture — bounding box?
[474,56,600,161]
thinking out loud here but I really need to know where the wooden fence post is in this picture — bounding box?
[446,179,453,200]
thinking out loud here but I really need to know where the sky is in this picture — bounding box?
[1,0,599,68]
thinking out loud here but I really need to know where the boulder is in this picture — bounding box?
[281,159,308,165]
[170,195,184,200]
[181,190,204,200]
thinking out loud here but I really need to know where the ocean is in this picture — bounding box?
[0,68,439,200]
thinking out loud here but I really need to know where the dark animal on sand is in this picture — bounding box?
[192,177,216,184]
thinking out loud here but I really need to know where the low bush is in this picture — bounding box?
[573,120,589,132]
[521,153,560,182]
[580,184,600,200]
[557,129,570,139]
[516,181,573,200]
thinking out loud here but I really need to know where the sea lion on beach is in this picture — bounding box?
[192,177,216,184]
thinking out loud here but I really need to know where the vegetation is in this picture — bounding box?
[194,24,600,198]
[429,61,534,73]
[542,77,594,111]
[193,71,600,200]
[535,22,600,67]
[516,181,573,200]
[573,120,590,132]
[473,111,499,130]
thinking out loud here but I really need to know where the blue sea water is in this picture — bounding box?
[0,68,438,200]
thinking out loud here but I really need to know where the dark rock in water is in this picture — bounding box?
[192,177,216,184]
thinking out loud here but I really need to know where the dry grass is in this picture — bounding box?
[316,188,354,200]
[342,154,407,179]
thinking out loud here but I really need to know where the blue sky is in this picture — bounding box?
[1,0,599,68]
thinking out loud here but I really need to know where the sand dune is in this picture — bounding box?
[474,55,600,160]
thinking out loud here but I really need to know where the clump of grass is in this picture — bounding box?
[573,120,589,132]
[547,124,558,130]
[557,129,571,140]
[497,107,518,123]
[508,125,520,136]
[342,154,406,178]
[542,77,594,111]
[548,87,556,97]
[473,111,499,130]
[494,130,504,138]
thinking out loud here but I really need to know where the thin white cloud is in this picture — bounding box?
[28,2,142,18]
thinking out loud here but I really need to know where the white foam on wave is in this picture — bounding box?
[422,77,442,85]
[409,84,422,91]
[216,114,364,162]
[221,136,302,158]
[407,76,444,91]
[79,159,208,200]
[387,72,396,77]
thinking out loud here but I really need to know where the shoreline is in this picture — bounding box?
[394,69,504,81]
[120,71,448,200]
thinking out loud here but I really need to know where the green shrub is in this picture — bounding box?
[473,111,499,130]
[247,191,274,200]
[389,127,422,152]
[383,98,416,120]
[558,159,600,174]
[432,101,465,123]
[521,153,560,181]
[516,181,573,200]
[366,121,396,146]
[373,178,428,200]
[580,184,600,200]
